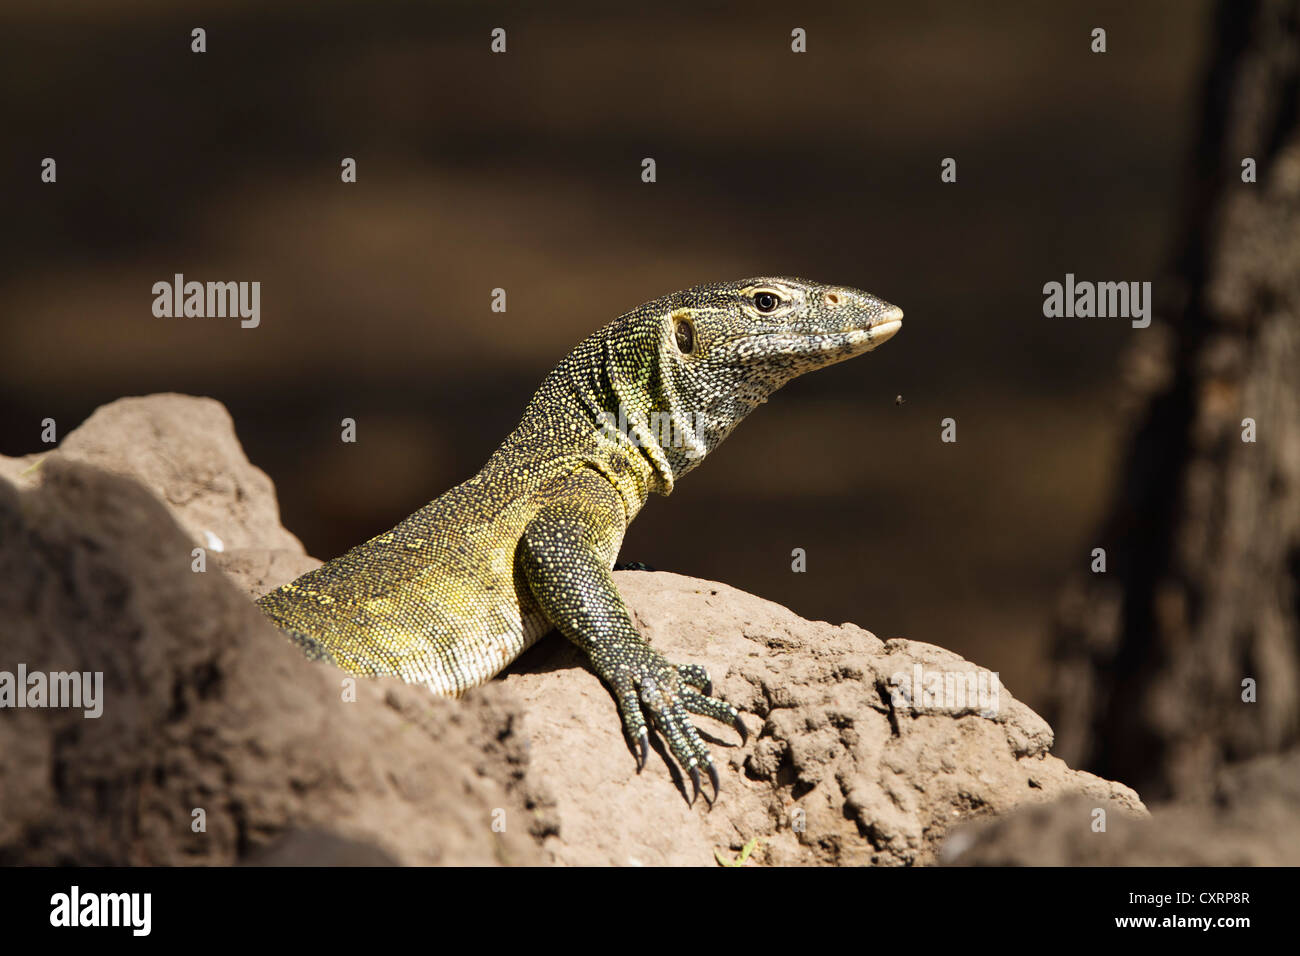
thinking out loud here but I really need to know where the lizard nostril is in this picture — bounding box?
[824,291,842,307]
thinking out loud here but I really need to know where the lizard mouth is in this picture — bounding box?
[726,306,903,360]
[836,306,903,352]
[867,317,902,346]
[855,303,904,349]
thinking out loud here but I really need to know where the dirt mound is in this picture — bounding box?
[0,453,546,866]
[0,394,1146,866]
[941,749,1300,866]
[499,571,1142,865]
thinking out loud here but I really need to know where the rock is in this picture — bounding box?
[0,457,545,866]
[23,393,305,556]
[503,571,1143,866]
[940,749,1300,866]
[4,391,321,601]
[0,393,1147,866]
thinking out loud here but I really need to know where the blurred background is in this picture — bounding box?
[5,1,1294,798]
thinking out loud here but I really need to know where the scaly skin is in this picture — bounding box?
[257,277,902,801]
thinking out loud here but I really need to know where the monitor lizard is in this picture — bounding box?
[256,277,903,802]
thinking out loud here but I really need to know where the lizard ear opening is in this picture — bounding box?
[674,317,696,354]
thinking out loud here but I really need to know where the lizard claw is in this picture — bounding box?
[603,649,741,805]
[734,713,749,746]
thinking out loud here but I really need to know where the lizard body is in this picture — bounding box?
[257,277,902,797]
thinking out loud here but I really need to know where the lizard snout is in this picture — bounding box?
[823,287,903,342]
[870,303,904,343]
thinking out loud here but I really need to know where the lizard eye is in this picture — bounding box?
[754,292,779,313]
[674,317,695,354]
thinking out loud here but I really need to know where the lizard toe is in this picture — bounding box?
[680,686,745,746]
[676,662,713,694]
[609,668,651,769]
[635,728,650,771]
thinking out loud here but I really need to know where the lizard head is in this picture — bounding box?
[671,275,902,375]
[599,276,902,489]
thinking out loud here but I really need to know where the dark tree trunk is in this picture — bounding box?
[1048,0,1300,801]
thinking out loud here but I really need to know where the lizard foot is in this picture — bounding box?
[604,647,743,804]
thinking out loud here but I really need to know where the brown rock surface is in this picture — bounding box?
[0,453,544,866]
[500,572,1143,865]
[1,394,1151,866]
[941,749,1300,866]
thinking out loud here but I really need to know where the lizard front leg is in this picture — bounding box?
[518,471,744,803]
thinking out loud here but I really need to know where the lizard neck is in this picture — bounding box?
[552,330,682,499]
